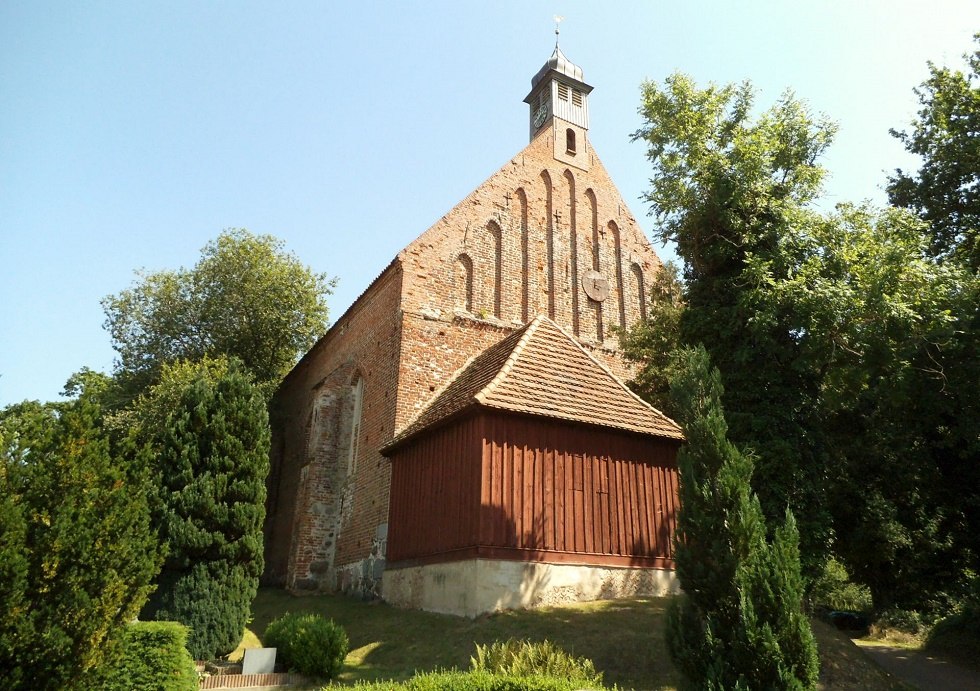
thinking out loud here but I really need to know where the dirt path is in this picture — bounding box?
[856,642,979,690]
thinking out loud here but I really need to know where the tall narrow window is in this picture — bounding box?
[487,221,502,319]
[631,263,647,323]
[558,82,569,101]
[347,377,364,476]
[457,254,474,312]
[566,128,576,154]
[564,169,578,336]
[586,189,602,341]
[610,221,626,331]
[542,170,555,320]
[517,188,529,322]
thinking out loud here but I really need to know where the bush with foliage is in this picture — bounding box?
[810,558,873,613]
[470,639,602,687]
[0,393,162,691]
[92,621,197,691]
[873,608,925,636]
[926,589,980,667]
[349,670,602,690]
[264,612,349,680]
[139,358,270,660]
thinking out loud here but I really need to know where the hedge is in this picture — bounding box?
[94,621,197,691]
[348,670,605,690]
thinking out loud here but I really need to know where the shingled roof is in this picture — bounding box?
[382,316,683,453]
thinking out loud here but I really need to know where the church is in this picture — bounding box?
[262,44,684,616]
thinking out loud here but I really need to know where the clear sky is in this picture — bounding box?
[2,1,978,407]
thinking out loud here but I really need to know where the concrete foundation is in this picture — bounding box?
[382,559,679,617]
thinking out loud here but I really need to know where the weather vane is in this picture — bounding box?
[554,15,564,45]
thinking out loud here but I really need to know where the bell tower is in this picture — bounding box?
[523,40,593,169]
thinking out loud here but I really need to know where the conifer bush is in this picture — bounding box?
[139,358,270,660]
[264,612,349,680]
[665,347,819,690]
[0,395,162,691]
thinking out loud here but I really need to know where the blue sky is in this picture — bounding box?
[2,1,978,406]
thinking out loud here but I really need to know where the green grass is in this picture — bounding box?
[244,588,908,690]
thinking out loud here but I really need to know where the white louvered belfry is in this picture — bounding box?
[523,44,593,140]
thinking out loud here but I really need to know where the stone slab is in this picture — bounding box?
[241,647,276,675]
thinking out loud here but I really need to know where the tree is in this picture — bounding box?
[103,229,335,399]
[0,391,162,690]
[883,36,980,611]
[666,347,817,690]
[632,73,837,578]
[631,70,980,616]
[137,357,270,660]
[746,202,979,612]
[888,34,980,270]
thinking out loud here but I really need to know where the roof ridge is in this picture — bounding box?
[474,315,545,405]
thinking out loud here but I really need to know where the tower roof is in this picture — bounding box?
[530,44,585,89]
[382,316,683,453]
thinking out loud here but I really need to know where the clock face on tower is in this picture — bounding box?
[533,104,549,129]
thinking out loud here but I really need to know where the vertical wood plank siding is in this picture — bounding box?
[387,411,680,567]
[386,416,482,563]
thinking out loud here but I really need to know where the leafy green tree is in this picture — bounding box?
[0,392,162,690]
[883,36,980,612]
[888,34,980,270]
[137,357,270,660]
[744,202,979,612]
[632,73,837,578]
[666,346,817,690]
[0,441,31,690]
[103,229,335,398]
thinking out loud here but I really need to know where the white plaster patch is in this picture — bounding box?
[382,559,679,617]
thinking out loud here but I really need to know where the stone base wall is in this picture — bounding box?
[382,559,679,617]
[333,524,388,599]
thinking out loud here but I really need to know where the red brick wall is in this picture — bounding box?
[399,123,662,349]
[264,265,403,590]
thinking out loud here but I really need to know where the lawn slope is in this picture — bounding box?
[245,588,908,690]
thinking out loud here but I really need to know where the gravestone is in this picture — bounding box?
[242,647,277,675]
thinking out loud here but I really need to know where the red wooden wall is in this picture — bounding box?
[386,411,680,569]
[386,416,483,563]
